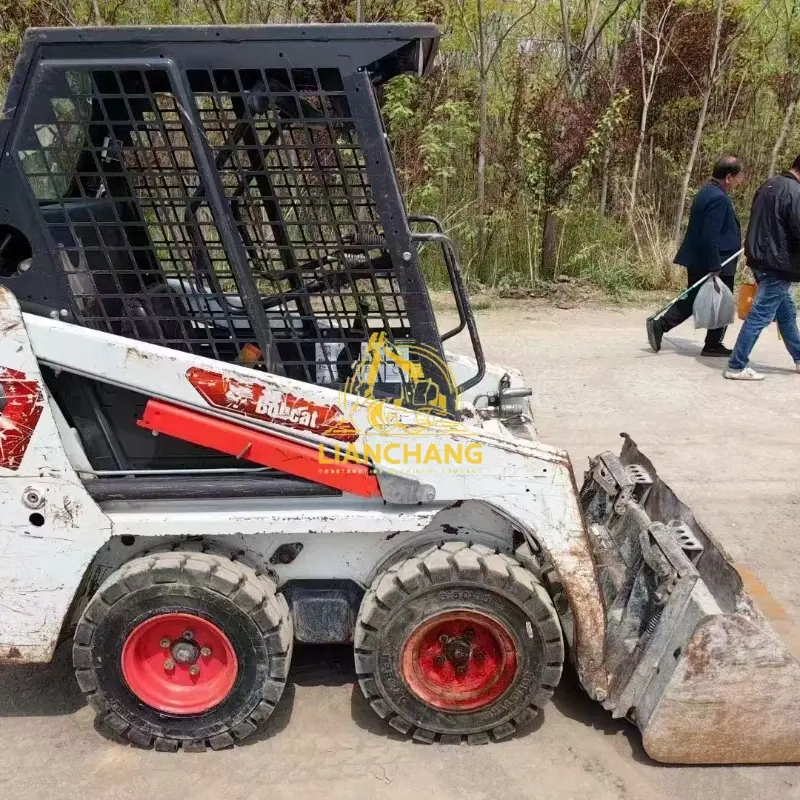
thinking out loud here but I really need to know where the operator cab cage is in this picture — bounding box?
[0,24,483,449]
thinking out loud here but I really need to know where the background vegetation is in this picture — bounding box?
[1,0,796,295]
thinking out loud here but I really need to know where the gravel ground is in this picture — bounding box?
[1,303,798,800]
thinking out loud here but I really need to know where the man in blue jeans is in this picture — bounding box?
[725,157,800,380]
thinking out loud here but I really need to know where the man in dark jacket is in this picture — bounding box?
[647,155,744,355]
[724,157,800,380]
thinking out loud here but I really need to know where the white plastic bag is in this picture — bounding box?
[693,276,736,329]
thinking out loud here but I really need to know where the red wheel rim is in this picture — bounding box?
[401,610,519,712]
[121,612,238,715]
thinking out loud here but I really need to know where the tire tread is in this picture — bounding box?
[73,550,292,751]
[354,543,565,744]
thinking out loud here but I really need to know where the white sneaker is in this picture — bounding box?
[724,366,765,381]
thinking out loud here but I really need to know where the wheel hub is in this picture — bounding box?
[401,610,519,712]
[121,612,238,715]
[443,637,471,666]
[171,639,200,665]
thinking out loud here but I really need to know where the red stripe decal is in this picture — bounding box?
[186,367,359,443]
[137,400,381,499]
[0,368,45,471]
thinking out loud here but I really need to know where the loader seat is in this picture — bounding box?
[138,278,346,383]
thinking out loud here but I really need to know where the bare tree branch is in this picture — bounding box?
[560,0,573,87]
[453,0,482,59]
[212,0,229,24]
[202,0,230,23]
[40,0,76,26]
[106,0,130,25]
[487,2,540,70]
[568,0,638,97]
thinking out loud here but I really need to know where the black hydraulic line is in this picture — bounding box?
[86,473,340,501]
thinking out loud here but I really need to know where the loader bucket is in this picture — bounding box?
[580,435,800,764]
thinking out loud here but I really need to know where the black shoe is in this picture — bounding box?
[701,344,732,357]
[646,317,664,352]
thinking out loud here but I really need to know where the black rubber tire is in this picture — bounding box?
[72,551,293,751]
[354,542,564,743]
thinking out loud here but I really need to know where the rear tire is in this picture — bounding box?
[354,542,564,743]
[73,552,292,751]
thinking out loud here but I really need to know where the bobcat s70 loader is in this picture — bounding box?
[0,24,798,762]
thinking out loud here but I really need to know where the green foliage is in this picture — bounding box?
[0,0,794,296]
[417,101,475,200]
[568,90,630,200]
[559,209,678,296]
[383,75,420,137]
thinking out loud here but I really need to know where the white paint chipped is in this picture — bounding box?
[0,294,606,691]
[0,289,112,663]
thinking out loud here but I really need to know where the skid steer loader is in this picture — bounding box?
[0,24,798,762]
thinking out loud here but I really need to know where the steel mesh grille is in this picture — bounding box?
[15,64,412,385]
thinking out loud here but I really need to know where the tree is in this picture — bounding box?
[768,0,800,174]
[453,0,538,257]
[672,0,770,244]
[628,0,676,218]
[672,0,727,245]
[1,0,795,295]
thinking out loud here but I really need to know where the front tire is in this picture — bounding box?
[354,542,564,743]
[73,552,293,751]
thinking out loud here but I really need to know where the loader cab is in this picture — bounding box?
[0,25,484,471]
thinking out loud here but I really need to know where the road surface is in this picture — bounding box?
[1,303,798,800]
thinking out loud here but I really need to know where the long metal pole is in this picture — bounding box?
[650,249,743,322]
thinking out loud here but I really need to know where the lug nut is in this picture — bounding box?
[200,646,211,657]
[439,634,449,644]
[183,630,194,640]
[188,664,200,677]
[463,628,475,641]
[474,649,485,661]
[160,638,171,648]
[456,664,467,676]
[164,659,175,671]
[434,654,445,667]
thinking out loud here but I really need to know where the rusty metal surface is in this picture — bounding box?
[642,613,800,764]
[584,435,800,763]
[553,457,609,700]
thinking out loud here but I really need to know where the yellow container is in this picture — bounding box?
[737,282,781,338]
[738,283,756,320]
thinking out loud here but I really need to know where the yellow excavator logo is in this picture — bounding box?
[341,333,458,434]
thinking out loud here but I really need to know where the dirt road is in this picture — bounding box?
[1,304,799,800]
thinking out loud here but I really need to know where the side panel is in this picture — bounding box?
[0,288,111,663]
[88,500,518,588]
[24,312,608,695]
